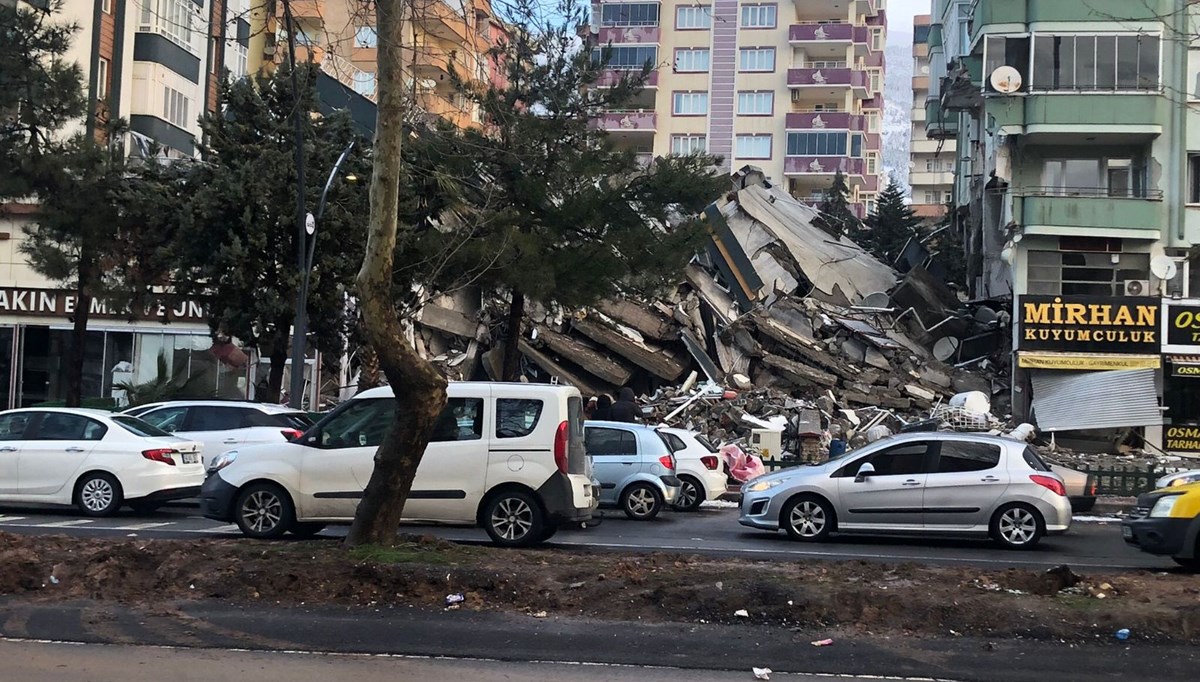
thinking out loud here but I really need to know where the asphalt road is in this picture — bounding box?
[0,501,1175,571]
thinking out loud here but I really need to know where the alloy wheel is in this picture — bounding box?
[627,487,657,517]
[80,478,114,513]
[676,480,699,509]
[998,507,1038,545]
[241,490,283,534]
[789,500,826,538]
[490,496,534,541]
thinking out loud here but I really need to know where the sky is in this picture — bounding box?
[888,0,931,36]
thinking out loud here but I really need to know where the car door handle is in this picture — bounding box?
[981,476,1001,483]
[65,447,86,453]
[0,446,16,452]
[222,439,238,444]
[901,480,922,486]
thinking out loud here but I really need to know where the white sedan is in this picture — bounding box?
[658,427,731,512]
[0,408,204,516]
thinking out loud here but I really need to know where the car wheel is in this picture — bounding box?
[673,476,705,512]
[990,503,1045,549]
[782,495,834,542]
[290,523,326,538]
[482,490,544,547]
[537,523,559,542]
[75,473,123,517]
[621,483,663,520]
[234,483,294,539]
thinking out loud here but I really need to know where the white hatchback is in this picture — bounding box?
[125,401,314,469]
[658,427,730,511]
[0,408,204,516]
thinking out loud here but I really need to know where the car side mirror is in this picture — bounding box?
[854,462,876,483]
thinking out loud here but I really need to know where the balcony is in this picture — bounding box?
[785,112,864,131]
[784,156,867,177]
[593,110,656,132]
[788,67,867,94]
[910,170,955,187]
[986,94,1165,141]
[417,0,475,46]
[789,23,856,45]
[912,75,929,91]
[288,0,324,19]
[971,0,1162,47]
[597,26,660,44]
[596,69,659,88]
[412,45,477,82]
[1016,188,1165,235]
[925,98,957,139]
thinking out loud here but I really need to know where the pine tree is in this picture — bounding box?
[814,170,857,239]
[861,180,923,266]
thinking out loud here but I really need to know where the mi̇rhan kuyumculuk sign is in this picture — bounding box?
[1018,296,1160,354]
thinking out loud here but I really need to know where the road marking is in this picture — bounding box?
[111,522,174,531]
[0,516,26,522]
[38,520,95,528]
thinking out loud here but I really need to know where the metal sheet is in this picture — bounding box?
[1030,369,1162,432]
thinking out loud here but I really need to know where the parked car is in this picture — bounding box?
[584,421,681,520]
[658,427,729,512]
[125,401,313,469]
[1122,482,1200,569]
[1050,464,1098,513]
[738,432,1072,549]
[0,408,204,516]
[200,382,595,546]
[1156,470,1200,489]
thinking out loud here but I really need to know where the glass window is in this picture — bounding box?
[585,427,637,456]
[140,406,189,432]
[593,45,659,69]
[355,26,377,47]
[188,406,244,431]
[662,433,687,452]
[1188,154,1200,203]
[835,442,932,477]
[316,398,393,449]
[0,413,33,441]
[676,5,711,29]
[601,3,659,26]
[35,412,107,441]
[1095,35,1117,89]
[1137,35,1160,89]
[851,133,863,158]
[672,91,708,115]
[785,131,847,156]
[694,433,720,453]
[352,71,376,96]
[671,134,707,154]
[675,48,710,72]
[429,397,483,442]
[934,442,1001,473]
[735,134,771,158]
[737,91,773,114]
[496,398,544,438]
[1022,447,1051,472]
[740,4,775,28]
[112,416,170,438]
[738,47,775,72]
[984,35,1030,92]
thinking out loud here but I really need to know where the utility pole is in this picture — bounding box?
[283,0,310,409]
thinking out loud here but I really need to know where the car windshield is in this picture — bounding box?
[112,415,171,438]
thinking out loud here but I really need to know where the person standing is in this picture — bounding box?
[591,395,613,421]
[609,387,640,423]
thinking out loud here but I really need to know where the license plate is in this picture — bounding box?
[1121,525,1133,539]
[182,452,198,464]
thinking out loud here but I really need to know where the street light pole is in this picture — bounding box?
[288,139,356,409]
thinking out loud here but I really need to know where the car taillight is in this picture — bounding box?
[553,421,569,474]
[1030,474,1066,497]
[1086,476,1098,497]
[701,455,719,470]
[281,428,304,441]
[142,449,177,466]
[658,454,675,471]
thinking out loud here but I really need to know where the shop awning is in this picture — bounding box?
[1030,368,1162,432]
[1166,355,1200,365]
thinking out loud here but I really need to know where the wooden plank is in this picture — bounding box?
[573,317,690,381]
[761,354,837,388]
[518,340,611,397]
[533,325,634,386]
[418,303,482,339]
[595,299,677,342]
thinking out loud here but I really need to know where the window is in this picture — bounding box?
[671,134,707,154]
[592,45,659,70]
[496,399,544,438]
[923,190,937,204]
[112,416,170,439]
[866,110,879,133]
[738,47,775,72]
[676,5,711,29]
[944,190,954,203]
[431,397,484,442]
[601,3,660,26]
[97,57,109,100]
[585,427,637,456]
[850,133,863,157]
[102,0,111,13]
[355,26,377,47]
[740,4,776,28]
[662,432,687,452]
[866,153,878,175]
[1022,447,1051,472]
[834,442,932,477]
[1026,249,1151,296]
[162,86,191,128]
[934,442,1001,473]
[737,91,773,115]
[353,71,376,96]
[0,413,32,441]
[1189,153,1200,203]
[868,69,882,93]
[786,131,846,155]
[736,134,771,159]
[189,406,245,431]
[35,413,106,441]
[925,159,935,173]
[139,0,197,53]
[870,28,883,51]
[864,197,876,215]
[317,399,394,449]
[1041,157,1145,197]
[983,34,1031,92]
[1031,34,1159,91]
[141,406,189,433]
[675,48,710,72]
[672,91,708,115]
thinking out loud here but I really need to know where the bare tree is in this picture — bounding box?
[344,0,448,547]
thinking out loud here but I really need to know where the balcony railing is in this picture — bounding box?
[785,112,864,131]
[594,110,657,131]
[597,26,660,44]
[789,23,853,42]
[1009,186,1163,200]
[784,156,867,176]
[596,69,659,87]
[787,68,866,88]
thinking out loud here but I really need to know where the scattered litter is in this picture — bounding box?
[811,638,834,647]
[532,611,548,618]
[48,576,59,585]
[715,581,723,590]
[752,667,773,680]
[568,582,586,589]
[1116,628,1131,641]
[445,593,465,607]
[189,584,195,590]
[734,609,750,618]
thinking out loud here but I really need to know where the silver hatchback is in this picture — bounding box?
[738,432,1073,549]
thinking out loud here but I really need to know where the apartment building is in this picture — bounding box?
[927,0,1200,452]
[591,0,887,217]
[908,13,952,221]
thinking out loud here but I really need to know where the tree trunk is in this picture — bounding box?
[500,288,525,381]
[345,0,447,548]
[357,344,382,391]
[265,345,288,404]
[66,283,91,408]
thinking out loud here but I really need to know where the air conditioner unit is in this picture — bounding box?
[791,90,803,103]
[750,429,783,460]
[1124,279,1151,297]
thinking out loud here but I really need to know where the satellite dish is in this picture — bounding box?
[933,337,960,362]
[1151,255,1179,281]
[989,66,1022,94]
[861,292,890,309]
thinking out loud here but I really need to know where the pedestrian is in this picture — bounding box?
[591,394,613,421]
[609,387,640,423]
[584,396,598,420]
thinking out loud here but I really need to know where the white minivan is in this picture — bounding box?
[200,382,596,546]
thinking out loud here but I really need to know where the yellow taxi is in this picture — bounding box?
[1122,482,1200,569]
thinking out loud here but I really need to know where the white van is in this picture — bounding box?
[199,382,595,546]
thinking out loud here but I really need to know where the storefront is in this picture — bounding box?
[1016,295,1164,449]
[1161,300,1200,456]
[0,286,251,409]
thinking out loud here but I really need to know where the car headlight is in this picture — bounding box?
[208,450,238,474]
[1149,494,1182,518]
[744,479,783,493]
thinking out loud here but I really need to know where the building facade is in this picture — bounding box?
[590,0,887,216]
[927,0,1200,453]
[908,13,952,221]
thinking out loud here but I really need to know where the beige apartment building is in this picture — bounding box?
[592,0,887,217]
[908,13,952,221]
